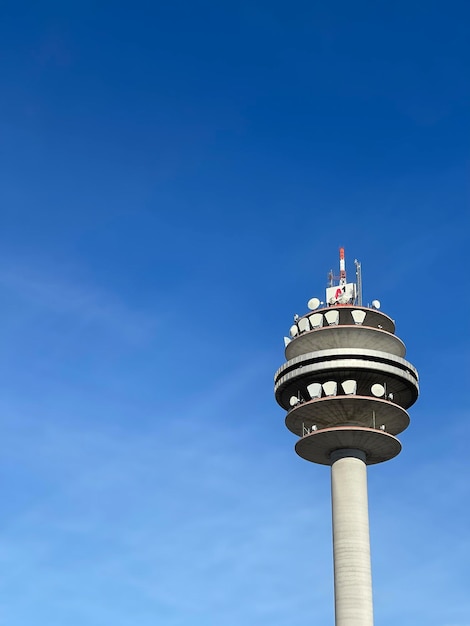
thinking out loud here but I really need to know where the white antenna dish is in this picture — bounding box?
[307,297,321,311]
[322,381,338,397]
[351,310,366,325]
[371,383,385,398]
[309,313,323,329]
[298,317,310,333]
[307,382,322,399]
[341,379,357,395]
[371,299,381,310]
[324,309,339,326]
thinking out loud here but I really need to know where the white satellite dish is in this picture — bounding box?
[351,310,366,325]
[324,309,339,326]
[307,297,321,311]
[307,382,322,399]
[289,396,300,407]
[371,299,381,310]
[371,383,385,398]
[341,379,357,395]
[322,381,338,397]
[309,313,323,329]
[298,317,310,333]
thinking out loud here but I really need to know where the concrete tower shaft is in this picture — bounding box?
[331,449,373,626]
[274,252,419,626]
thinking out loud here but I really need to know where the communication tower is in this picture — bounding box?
[274,248,419,626]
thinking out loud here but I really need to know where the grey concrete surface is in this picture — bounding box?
[330,449,374,626]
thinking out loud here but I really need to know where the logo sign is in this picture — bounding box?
[326,282,356,305]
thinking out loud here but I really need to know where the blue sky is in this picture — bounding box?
[0,1,469,624]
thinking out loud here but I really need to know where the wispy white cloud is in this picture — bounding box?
[0,262,159,344]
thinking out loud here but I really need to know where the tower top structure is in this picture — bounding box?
[276,248,418,465]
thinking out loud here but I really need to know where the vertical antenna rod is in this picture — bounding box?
[355,258,362,306]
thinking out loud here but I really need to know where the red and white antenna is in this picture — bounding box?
[326,247,359,305]
[339,247,346,285]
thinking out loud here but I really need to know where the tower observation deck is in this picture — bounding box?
[274,248,419,626]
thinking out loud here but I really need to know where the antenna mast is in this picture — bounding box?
[328,247,346,288]
[355,258,362,306]
[339,247,346,285]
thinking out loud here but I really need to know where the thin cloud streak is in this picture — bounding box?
[0,263,159,344]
